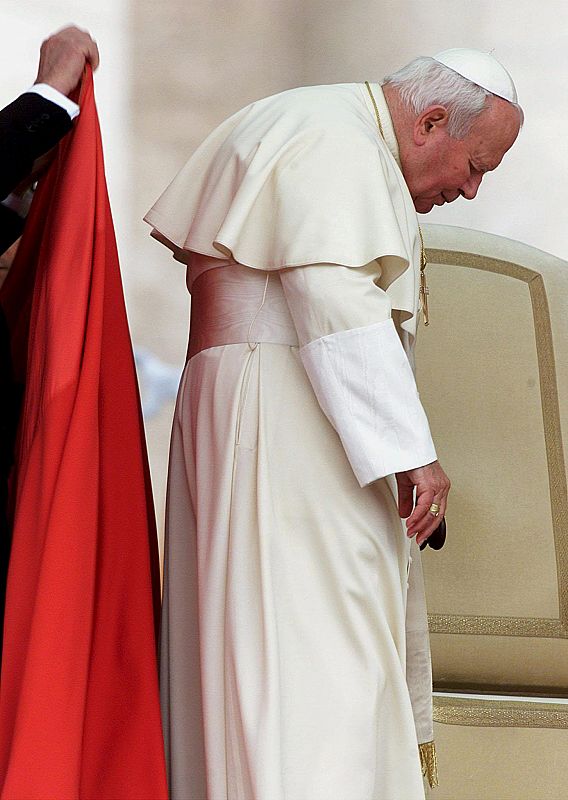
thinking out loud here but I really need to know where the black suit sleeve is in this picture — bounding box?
[0,206,25,256]
[0,92,73,201]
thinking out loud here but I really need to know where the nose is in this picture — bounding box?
[461,172,483,200]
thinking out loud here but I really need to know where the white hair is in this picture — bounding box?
[383,56,523,139]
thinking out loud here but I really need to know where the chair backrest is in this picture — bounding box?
[416,223,568,696]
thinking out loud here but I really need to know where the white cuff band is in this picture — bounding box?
[300,318,437,486]
[28,84,80,120]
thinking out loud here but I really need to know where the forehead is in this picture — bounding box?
[465,98,521,168]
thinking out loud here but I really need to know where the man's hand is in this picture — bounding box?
[34,26,100,97]
[396,460,451,547]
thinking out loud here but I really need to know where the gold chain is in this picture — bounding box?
[365,81,430,326]
[417,226,429,326]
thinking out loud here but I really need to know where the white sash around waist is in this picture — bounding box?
[188,262,299,359]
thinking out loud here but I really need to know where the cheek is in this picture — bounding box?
[415,149,455,196]
[448,154,471,184]
[423,169,446,194]
[427,153,456,189]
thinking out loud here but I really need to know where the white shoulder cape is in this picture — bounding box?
[145,82,421,338]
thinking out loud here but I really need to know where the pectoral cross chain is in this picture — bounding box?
[418,229,430,326]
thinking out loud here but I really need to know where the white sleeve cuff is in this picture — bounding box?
[299,318,437,486]
[28,84,80,120]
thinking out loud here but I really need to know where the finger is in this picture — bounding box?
[65,27,97,63]
[86,39,100,70]
[415,515,438,545]
[426,494,445,523]
[416,515,444,547]
[406,490,435,533]
[416,494,448,546]
[91,44,100,71]
[397,483,414,519]
[408,491,445,539]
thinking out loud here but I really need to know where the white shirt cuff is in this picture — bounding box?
[28,84,80,120]
[299,318,437,486]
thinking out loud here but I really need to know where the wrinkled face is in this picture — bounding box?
[402,97,521,214]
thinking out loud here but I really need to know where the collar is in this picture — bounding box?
[363,82,401,170]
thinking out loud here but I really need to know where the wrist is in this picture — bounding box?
[29,83,80,120]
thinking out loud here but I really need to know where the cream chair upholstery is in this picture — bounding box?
[417,225,568,798]
[430,694,568,799]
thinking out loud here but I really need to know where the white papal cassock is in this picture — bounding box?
[146,82,437,800]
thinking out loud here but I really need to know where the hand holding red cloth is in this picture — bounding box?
[0,69,167,799]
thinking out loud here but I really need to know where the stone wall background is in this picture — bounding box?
[1,0,567,551]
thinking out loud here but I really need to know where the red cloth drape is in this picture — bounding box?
[0,70,168,799]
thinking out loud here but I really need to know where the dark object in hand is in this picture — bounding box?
[420,517,446,551]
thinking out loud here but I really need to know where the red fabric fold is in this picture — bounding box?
[0,69,167,799]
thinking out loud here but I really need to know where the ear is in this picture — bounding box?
[413,105,450,146]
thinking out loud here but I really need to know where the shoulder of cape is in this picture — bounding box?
[166,83,390,175]
[145,83,415,270]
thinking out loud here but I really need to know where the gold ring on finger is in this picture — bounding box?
[429,503,440,517]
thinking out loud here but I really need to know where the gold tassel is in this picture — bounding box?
[419,740,439,789]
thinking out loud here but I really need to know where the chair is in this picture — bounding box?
[416,224,568,799]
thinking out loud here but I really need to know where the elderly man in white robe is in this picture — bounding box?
[146,49,522,800]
